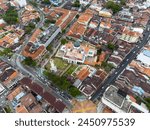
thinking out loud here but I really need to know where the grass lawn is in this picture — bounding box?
[53,58,69,70]
[64,65,77,76]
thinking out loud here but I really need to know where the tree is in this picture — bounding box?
[97,48,102,55]
[35,17,40,23]
[43,71,81,97]
[46,44,52,52]
[68,86,81,97]
[42,0,51,5]
[107,43,116,51]
[24,23,35,34]
[2,6,18,25]
[144,98,150,110]
[23,57,37,67]
[120,0,126,5]
[62,29,66,34]
[43,71,71,91]
[75,14,79,19]
[45,19,56,24]
[29,1,38,7]
[0,48,13,57]
[73,0,80,7]
[61,39,68,45]
[105,1,122,14]
[101,61,115,72]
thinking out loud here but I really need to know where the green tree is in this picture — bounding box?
[35,17,40,23]
[43,71,81,97]
[105,1,122,14]
[43,71,71,90]
[2,6,18,25]
[0,48,13,57]
[62,29,66,34]
[68,86,81,97]
[120,0,126,5]
[107,43,116,51]
[46,44,52,52]
[4,106,12,113]
[23,57,37,67]
[61,39,68,45]
[45,19,56,24]
[101,61,115,72]
[29,1,37,7]
[24,23,35,34]
[97,48,102,55]
[42,0,51,4]
[75,14,79,19]
[73,0,80,7]
[144,98,150,110]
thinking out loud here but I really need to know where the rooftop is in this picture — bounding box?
[7,86,24,101]
[16,105,29,113]
[57,41,97,64]
[0,67,19,87]
[78,69,107,96]
[20,93,36,108]
[22,44,45,60]
[20,77,66,113]
[21,5,40,23]
[29,29,42,43]
[137,49,150,67]
[102,85,148,113]
[49,8,77,29]
[130,60,150,77]
[67,22,86,38]
[71,99,97,113]
[104,85,127,109]
[78,12,93,25]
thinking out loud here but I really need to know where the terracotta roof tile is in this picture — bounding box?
[77,68,90,81]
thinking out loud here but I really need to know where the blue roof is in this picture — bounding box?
[132,86,145,95]
[15,92,25,101]
[143,50,150,58]
[50,0,62,6]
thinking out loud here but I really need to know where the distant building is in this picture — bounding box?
[56,41,97,64]
[0,60,22,89]
[21,5,40,24]
[22,29,46,60]
[102,85,149,113]
[50,0,62,6]
[120,28,141,43]
[118,8,134,22]
[47,7,77,30]
[14,0,27,7]
[99,9,112,17]
[137,49,150,67]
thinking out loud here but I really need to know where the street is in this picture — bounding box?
[91,20,150,101]
[0,3,72,109]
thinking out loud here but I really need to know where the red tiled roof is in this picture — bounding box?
[20,78,66,112]
[77,68,90,81]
